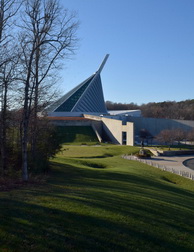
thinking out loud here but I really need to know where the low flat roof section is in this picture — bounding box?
[47,117,92,121]
[108,110,141,116]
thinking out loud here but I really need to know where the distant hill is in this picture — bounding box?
[106,99,194,120]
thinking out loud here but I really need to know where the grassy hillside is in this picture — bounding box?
[1,145,194,251]
[56,126,98,144]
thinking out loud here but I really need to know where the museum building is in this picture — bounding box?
[43,55,194,146]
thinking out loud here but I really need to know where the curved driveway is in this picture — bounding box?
[150,155,194,175]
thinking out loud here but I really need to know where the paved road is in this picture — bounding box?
[124,154,194,178]
[150,155,194,175]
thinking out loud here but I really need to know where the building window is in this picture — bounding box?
[122,132,127,145]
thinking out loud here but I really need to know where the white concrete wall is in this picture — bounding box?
[122,122,134,146]
[91,122,103,142]
[102,117,134,146]
[128,117,194,136]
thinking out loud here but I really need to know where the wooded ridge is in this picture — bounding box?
[106,99,194,120]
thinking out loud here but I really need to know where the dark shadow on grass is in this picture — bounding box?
[80,161,107,169]
[1,196,194,252]
[57,161,194,235]
[1,159,194,251]
[47,161,194,227]
[73,153,114,159]
[49,161,194,200]
[161,176,177,184]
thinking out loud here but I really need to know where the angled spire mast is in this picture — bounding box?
[96,54,109,74]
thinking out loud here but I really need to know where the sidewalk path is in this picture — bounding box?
[149,155,194,175]
[123,154,194,179]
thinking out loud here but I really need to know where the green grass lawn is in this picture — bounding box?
[56,126,99,144]
[1,145,194,251]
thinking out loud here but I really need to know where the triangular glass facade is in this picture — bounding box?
[55,76,93,112]
[45,55,109,116]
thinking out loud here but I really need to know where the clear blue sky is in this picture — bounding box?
[59,0,194,105]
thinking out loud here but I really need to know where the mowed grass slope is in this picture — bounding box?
[56,126,99,144]
[1,145,194,252]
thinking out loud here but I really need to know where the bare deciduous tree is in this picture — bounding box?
[156,129,175,149]
[18,0,78,181]
[187,129,194,145]
[173,128,186,149]
[0,0,21,174]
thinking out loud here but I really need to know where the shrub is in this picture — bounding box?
[136,149,151,159]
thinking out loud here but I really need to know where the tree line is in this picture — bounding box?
[139,128,194,149]
[0,0,78,181]
[156,128,194,149]
[106,100,194,120]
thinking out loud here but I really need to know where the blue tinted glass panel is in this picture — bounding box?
[55,78,92,112]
